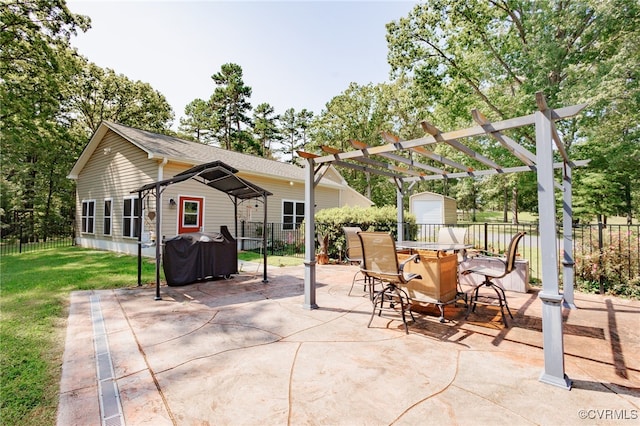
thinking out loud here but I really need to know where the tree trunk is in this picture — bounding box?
[472,183,477,222]
[366,172,371,199]
[623,179,633,225]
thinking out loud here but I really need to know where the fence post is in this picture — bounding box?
[241,220,245,251]
[19,224,23,254]
[598,221,604,294]
[270,223,274,255]
[483,222,488,252]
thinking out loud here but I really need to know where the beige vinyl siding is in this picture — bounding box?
[72,124,372,252]
[159,163,236,237]
[152,165,346,239]
[75,131,158,244]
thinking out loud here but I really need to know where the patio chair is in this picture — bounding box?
[343,226,376,298]
[438,227,468,258]
[438,227,469,295]
[358,231,422,334]
[461,231,526,327]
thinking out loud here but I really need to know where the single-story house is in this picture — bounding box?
[67,121,373,256]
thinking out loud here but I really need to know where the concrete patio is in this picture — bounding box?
[57,263,640,425]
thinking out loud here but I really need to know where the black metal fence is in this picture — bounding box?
[240,220,639,289]
[4,213,637,290]
[238,221,305,256]
[409,222,639,288]
[0,209,75,256]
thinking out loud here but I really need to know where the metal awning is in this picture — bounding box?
[133,160,272,302]
[135,160,273,199]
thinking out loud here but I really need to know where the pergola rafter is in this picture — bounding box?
[349,139,445,175]
[298,93,589,391]
[382,132,474,173]
[421,120,504,171]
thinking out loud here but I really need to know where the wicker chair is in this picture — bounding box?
[358,231,421,334]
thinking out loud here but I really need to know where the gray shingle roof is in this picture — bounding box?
[104,121,308,181]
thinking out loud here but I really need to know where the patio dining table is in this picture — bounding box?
[395,241,472,322]
[396,241,472,254]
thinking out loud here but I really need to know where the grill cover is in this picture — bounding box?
[163,228,237,286]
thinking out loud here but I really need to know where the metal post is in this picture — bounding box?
[303,158,318,309]
[535,107,571,389]
[137,190,142,287]
[396,182,404,242]
[598,221,604,294]
[484,222,488,252]
[262,194,268,283]
[562,165,575,307]
[154,184,162,300]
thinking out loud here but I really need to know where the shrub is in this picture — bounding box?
[574,226,640,298]
[315,206,416,260]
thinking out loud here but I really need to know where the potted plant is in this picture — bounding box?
[316,233,329,265]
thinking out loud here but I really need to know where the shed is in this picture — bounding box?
[409,191,457,224]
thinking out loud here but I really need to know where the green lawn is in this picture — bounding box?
[0,246,301,425]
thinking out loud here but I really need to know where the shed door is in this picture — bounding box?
[413,200,442,224]
[178,196,204,234]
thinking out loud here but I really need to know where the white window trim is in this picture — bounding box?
[103,198,112,236]
[81,199,96,234]
[123,195,140,239]
[282,199,304,230]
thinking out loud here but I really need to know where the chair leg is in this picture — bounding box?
[437,304,445,323]
[465,280,513,327]
[488,283,513,327]
[465,285,481,319]
[368,288,386,328]
[368,284,413,334]
[348,270,364,296]
[392,285,414,334]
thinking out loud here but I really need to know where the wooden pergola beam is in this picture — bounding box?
[404,160,590,182]
[312,103,587,165]
[349,140,445,175]
[321,145,426,177]
[381,131,473,172]
[537,93,570,163]
[471,109,537,166]
[421,121,504,171]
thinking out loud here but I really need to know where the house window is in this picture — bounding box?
[282,200,304,230]
[123,196,141,238]
[103,199,112,236]
[81,200,95,234]
[178,196,203,234]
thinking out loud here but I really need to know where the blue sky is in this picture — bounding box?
[67,1,417,128]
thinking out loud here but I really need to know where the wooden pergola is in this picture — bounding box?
[298,92,589,390]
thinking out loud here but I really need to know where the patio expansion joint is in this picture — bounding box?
[152,332,287,375]
[111,291,179,426]
[387,349,463,424]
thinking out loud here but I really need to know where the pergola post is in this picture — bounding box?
[562,165,576,308]
[535,108,571,389]
[303,157,318,310]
